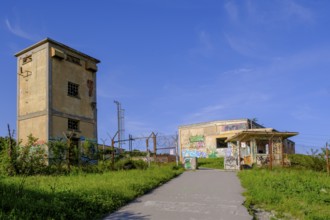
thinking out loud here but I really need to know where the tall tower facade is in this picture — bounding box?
[15,38,100,145]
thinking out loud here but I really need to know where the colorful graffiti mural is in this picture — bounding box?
[189,135,204,142]
[256,155,270,165]
[182,149,207,158]
[184,157,197,169]
[224,156,237,169]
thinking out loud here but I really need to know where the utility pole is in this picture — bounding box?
[114,101,121,149]
[114,100,125,150]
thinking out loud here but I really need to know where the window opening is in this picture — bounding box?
[66,54,81,65]
[68,118,79,131]
[23,55,32,64]
[216,138,228,148]
[68,82,79,97]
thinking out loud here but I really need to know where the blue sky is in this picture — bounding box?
[0,0,329,153]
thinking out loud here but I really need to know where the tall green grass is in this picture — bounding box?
[0,163,183,219]
[198,157,224,169]
[238,168,330,219]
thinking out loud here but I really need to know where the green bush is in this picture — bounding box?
[288,154,326,172]
[198,157,224,169]
[114,159,148,170]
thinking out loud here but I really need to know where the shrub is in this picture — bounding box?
[288,154,326,172]
[114,159,148,170]
[198,157,224,169]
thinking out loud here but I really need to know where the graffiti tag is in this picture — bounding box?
[225,156,237,169]
[182,149,207,158]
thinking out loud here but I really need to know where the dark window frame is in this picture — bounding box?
[68,81,79,98]
[216,138,228,148]
[66,54,81,65]
[22,55,32,65]
[68,118,79,131]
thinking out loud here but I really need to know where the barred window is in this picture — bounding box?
[68,82,79,97]
[68,118,79,131]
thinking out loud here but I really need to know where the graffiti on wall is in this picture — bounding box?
[182,149,207,158]
[220,123,247,132]
[184,157,197,169]
[256,155,270,165]
[189,135,204,143]
[224,156,237,169]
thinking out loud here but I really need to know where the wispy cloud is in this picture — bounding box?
[284,1,313,23]
[5,18,40,41]
[224,33,263,58]
[291,105,318,121]
[188,30,214,58]
[125,119,153,135]
[190,104,226,118]
[224,1,239,22]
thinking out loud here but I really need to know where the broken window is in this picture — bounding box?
[216,138,227,148]
[87,80,94,97]
[68,81,79,97]
[22,55,32,64]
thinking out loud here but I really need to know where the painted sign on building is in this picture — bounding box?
[189,135,204,143]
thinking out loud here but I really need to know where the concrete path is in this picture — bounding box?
[104,169,252,220]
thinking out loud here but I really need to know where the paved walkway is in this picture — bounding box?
[104,169,252,220]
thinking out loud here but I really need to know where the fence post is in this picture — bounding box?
[153,133,157,162]
[326,142,329,176]
[269,138,273,171]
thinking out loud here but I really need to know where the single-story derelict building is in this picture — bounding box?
[178,119,298,169]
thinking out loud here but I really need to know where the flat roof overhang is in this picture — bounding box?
[226,130,299,142]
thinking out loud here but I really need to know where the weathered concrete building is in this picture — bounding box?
[15,38,100,147]
[179,119,298,169]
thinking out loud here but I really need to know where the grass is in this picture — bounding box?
[0,163,183,219]
[198,157,224,169]
[238,168,330,219]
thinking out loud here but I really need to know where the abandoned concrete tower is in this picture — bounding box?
[15,38,100,145]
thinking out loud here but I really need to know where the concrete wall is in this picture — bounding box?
[17,45,48,144]
[179,120,249,159]
[51,116,96,140]
[18,115,48,143]
[50,44,97,141]
[51,47,96,119]
[16,39,99,145]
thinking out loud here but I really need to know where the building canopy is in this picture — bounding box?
[225,128,298,142]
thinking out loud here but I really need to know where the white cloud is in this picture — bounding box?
[190,104,226,118]
[224,33,264,58]
[224,1,239,22]
[125,119,153,135]
[188,30,214,58]
[5,18,40,41]
[284,1,313,23]
[291,105,318,121]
